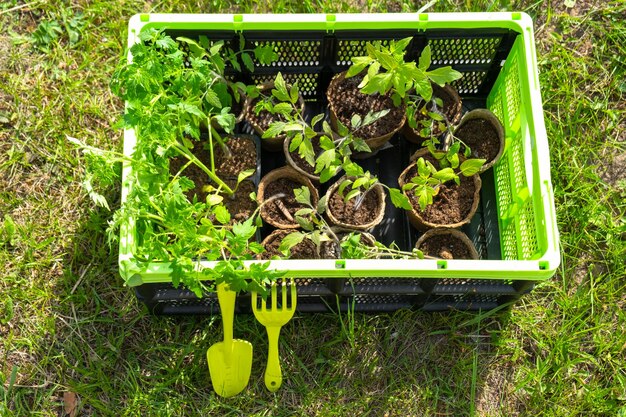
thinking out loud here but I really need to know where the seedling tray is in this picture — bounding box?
[121,13,560,314]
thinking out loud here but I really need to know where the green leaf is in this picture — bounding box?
[290,84,299,104]
[317,194,328,214]
[272,102,293,115]
[298,138,315,166]
[294,186,311,206]
[346,56,372,77]
[232,218,256,240]
[295,208,314,217]
[319,134,334,150]
[237,169,255,184]
[296,217,314,231]
[427,66,463,86]
[311,113,325,128]
[459,158,486,176]
[338,179,352,197]
[241,52,254,72]
[315,149,335,171]
[352,176,370,190]
[389,188,412,210]
[351,114,362,129]
[254,45,278,65]
[279,232,305,255]
[418,45,431,70]
[417,158,430,178]
[214,205,231,224]
[413,76,433,101]
[207,194,224,206]
[394,37,412,54]
[362,109,390,127]
[262,121,286,139]
[433,168,457,182]
[361,72,392,95]
[345,188,361,201]
[272,72,290,102]
[343,162,363,177]
[289,133,303,152]
[205,88,222,109]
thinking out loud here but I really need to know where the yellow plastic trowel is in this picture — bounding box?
[207,283,252,397]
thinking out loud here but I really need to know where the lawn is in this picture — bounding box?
[1,0,625,416]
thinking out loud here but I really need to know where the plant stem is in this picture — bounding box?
[171,142,234,195]
[210,125,232,159]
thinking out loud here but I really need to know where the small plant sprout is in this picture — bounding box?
[278,186,340,258]
[402,153,485,211]
[340,233,427,260]
[338,162,412,211]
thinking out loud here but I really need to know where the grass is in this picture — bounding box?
[1,0,625,416]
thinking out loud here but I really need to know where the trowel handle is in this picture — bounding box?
[216,283,236,350]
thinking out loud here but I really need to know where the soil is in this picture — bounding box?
[403,155,476,225]
[328,74,404,139]
[214,135,257,178]
[222,180,257,223]
[455,118,500,163]
[262,178,310,225]
[289,135,322,176]
[418,234,473,260]
[328,186,381,226]
[409,86,459,138]
[262,230,319,259]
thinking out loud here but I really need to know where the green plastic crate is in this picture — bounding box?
[119,12,560,313]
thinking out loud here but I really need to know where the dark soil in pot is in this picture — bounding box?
[221,179,257,223]
[403,165,476,225]
[325,177,386,230]
[328,191,381,225]
[327,72,405,141]
[261,229,318,259]
[453,109,505,172]
[415,228,479,260]
[214,135,257,178]
[399,149,481,230]
[257,166,320,229]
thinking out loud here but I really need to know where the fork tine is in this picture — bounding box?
[290,279,297,311]
[282,280,287,310]
[271,282,277,311]
[251,291,258,313]
[261,288,267,312]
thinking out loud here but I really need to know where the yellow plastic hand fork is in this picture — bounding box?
[251,279,297,392]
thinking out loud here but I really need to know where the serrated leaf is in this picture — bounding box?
[343,162,363,177]
[289,133,303,152]
[290,84,299,104]
[296,217,314,231]
[272,72,290,101]
[459,158,486,176]
[214,205,231,224]
[207,194,224,206]
[433,168,457,182]
[317,194,328,214]
[232,218,256,240]
[319,134,334,150]
[362,109,390,127]
[346,56,372,77]
[279,232,305,255]
[254,45,278,65]
[294,186,311,206]
[427,66,463,86]
[311,113,325,128]
[237,169,255,184]
[388,188,412,210]
[417,158,430,178]
[351,114,362,129]
[241,52,254,72]
[418,45,431,70]
[295,208,314,217]
[205,88,222,109]
[315,149,335,171]
[272,102,293,115]
[262,121,286,139]
[352,176,370,189]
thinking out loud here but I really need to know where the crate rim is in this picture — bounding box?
[118,12,560,287]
